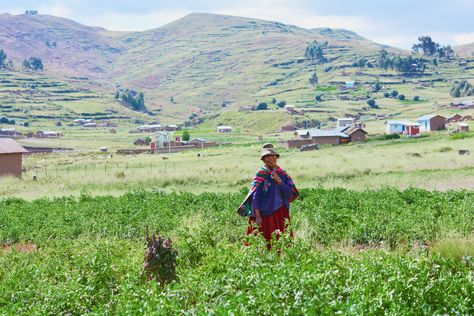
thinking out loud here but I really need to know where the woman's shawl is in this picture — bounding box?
[237,165,299,217]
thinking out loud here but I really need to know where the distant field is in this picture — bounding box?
[0,129,472,199]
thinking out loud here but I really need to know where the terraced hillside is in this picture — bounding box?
[0,71,144,125]
[1,12,473,128]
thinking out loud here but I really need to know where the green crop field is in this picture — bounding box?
[0,189,472,314]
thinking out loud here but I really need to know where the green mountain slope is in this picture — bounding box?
[0,12,402,119]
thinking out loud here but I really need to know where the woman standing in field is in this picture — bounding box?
[238,144,299,248]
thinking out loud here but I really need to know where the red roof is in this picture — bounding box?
[0,138,28,154]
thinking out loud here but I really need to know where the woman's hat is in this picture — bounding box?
[260,147,280,160]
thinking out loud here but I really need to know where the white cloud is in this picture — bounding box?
[81,9,192,31]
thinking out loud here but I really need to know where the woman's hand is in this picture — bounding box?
[271,171,283,185]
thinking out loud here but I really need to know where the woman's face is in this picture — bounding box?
[263,155,278,169]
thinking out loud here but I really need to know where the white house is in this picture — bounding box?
[217,126,232,133]
[385,121,408,134]
[284,104,296,113]
[152,131,171,149]
[336,118,354,128]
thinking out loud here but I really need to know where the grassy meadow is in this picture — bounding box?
[0,127,472,199]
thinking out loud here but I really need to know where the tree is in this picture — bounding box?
[115,88,147,111]
[305,41,325,64]
[271,97,277,104]
[384,92,390,98]
[0,49,13,69]
[413,96,420,101]
[412,36,439,56]
[450,80,474,97]
[437,45,454,58]
[391,90,399,98]
[22,57,43,71]
[309,72,318,86]
[373,79,382,92]
[353,56,368,68]
[23,121,29,127]
[366,99,377,108]
[315,95,322,102]
[256,102,268,110]
[398,94,406,100]
[276,100,286,108]
[182,130,190,141]
[0,49,6,68]
[377,49,391,71]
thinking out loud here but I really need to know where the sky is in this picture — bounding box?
[1,0,473,49]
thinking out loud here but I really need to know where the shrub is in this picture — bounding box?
[384,133,401,140]
[391,90,399,97]
[398,94,406,100]
[256,102,268,110]
[384,92,390,98]
[413,96,420,101]
[438,146,452,152]
[276,100,286,108]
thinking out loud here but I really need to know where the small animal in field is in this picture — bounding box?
[162,156,168,160]
[458,149,470,155]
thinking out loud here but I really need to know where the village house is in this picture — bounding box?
[416,114,446,132]
[458,123,469,132]
[336,118,354,128]
[134,138,150,146]
[446,114,462,123]
[0,138,28,178]
[336,125,368,142]
[385,121,409,134]
[164,125,180,131]
[36,130,62,138]
[293,129,349,145]
[137,124,161,133]
[403,123,421,137]
[284,104,296,113]
[0,128,21,137]
[216,126,232,133]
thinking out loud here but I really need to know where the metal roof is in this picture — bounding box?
[385,120,410,125]
[0,138,28,154]
[417,114,445,121]
[307,129,349,138]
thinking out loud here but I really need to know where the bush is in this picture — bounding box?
[182,130,190,141]
[438,146,452,152]
[276,100,286,108]
[22,121,29,127]
[315,95,322,102]
[398,94,406,100]
[384,133,401,140]
[366,99,377,108]
[271,97,277,104]
[256,102,268,110]
[384,92,390,98]
[391,90,399,97]
[413,96,420,101]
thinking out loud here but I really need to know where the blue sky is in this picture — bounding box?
[1,0,473,49]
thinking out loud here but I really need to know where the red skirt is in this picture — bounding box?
[246,205,293,248]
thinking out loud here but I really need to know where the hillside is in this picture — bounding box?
[454,43,474,57]
[1,12,473,130]
[0,12,401,119]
